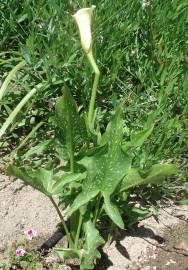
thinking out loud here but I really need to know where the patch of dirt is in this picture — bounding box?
[139,222,188,270]
[96,206,188,270]
[1,174,188,270]
[0,174,59,253]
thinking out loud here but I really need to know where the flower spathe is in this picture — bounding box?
[24,227,37,240]
[16,247,25,257]
[73,5,96,54]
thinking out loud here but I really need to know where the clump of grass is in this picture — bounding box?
[0,0,187,164]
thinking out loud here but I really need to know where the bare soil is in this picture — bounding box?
[0,174,59,253]
[97,219,188,270]
[0,174,188,270]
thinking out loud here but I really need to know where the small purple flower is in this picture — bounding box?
[149,95,156,102]
[24,228,37,240]
[16,248,25,257]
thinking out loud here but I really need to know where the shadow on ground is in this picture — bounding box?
[95,224,165,270]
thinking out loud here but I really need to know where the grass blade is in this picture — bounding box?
[0,60,26,101]
[0,83,45,139]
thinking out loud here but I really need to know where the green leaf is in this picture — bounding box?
[143,164,178,184]
[17,14,28,23]
[68,106,131,228]
[55,222,104,269]
[55,86,87,149]
[68,190,100,215]
[120,164,177,192]
[7,165,54,196]
[125,206,152,226]
[120,168,144,191]
[122,112,156,152]
[131,126,154,146]
[23,139,53,158]
[51,172,86,194]
[54,248,80,261]
[103,194,124,229]
[122,125,154,151]
[80,220,104,270]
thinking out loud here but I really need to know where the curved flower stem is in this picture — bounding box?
[49,196,73,247]
[87,50,100,124]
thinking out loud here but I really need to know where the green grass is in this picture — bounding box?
[0,0,187,178]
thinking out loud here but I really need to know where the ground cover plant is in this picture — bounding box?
[0,0,188,269]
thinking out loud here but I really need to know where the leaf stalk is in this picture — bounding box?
[49,196,73,246]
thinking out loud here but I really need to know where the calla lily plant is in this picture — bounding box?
[2,5,178,270]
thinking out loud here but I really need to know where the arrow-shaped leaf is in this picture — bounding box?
[68,106,131,228]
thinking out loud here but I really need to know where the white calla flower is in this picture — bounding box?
[73,5,96,53]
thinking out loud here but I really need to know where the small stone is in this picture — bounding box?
[169,259,176,264]
[44,251,60,265]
